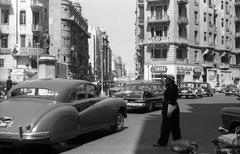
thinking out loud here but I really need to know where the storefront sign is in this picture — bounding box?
[177,66,192,74]
[193,67,202,73]
[151,66,167,73]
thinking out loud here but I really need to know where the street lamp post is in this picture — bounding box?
[37,43,40,78]
[100,48,104,96]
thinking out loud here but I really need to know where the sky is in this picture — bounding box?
[78,0,136,75]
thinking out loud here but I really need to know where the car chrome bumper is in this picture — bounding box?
[218,126,229,133]
[0,129,50,143]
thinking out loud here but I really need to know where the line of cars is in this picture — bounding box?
[0,79,127,144]
[178,81,214,99]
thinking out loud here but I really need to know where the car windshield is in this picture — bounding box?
[10,87,55,98]
[124,84,150,91]
[181,82,195,88]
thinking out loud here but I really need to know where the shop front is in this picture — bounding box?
[144,64,203,84]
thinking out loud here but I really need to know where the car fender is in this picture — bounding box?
[31,105,80,143]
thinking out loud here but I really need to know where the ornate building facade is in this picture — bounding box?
[49,0,90,80]
[135,0,240,87]
[0,0,48,82]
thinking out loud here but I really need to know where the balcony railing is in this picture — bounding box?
[0,0,11,6]
[0,48,11,54]
[145,36,170,45]
[177,0,188,4]
[194,0,199,6]
[13,48,45,56]
[147,15,170,24]
[177,16,188,25]
[202,61,214,67]
[32,24,42,32]
[30,0,46,9]
[178,37,188,44]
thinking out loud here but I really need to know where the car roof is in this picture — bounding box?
[11,78,91,93]
[125,80,163,86]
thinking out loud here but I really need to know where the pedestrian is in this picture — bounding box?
[153,74,181,147]
[6,76,13,92]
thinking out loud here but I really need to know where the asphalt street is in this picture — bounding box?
[0,93,239,154]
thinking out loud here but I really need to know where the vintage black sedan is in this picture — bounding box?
[112,81,164,112]
[178,81,203,98]
[219,107,240,133]
[197,82,214,97]
[0,78,127,144]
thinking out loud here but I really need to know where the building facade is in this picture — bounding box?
[0,0,48,82]
[88,26,113,82]
[49,0,90,80]
[135,0,240,87]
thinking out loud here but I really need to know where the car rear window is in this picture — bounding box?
[10,87,55,98]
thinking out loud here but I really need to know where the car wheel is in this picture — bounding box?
[111,111,124,133]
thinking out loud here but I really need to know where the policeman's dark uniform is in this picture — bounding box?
[157,82,181,146]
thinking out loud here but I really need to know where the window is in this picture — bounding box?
[1,9,9,24]
[194,11,198,25]
[194,51,198,62]
[221,1,224,9]
[176,48,187,59]
[204,0,206,3]
[221,18,224,27]
[151,47,167,58]
[209,14,212,26]
[0,59,4,67]
[1,34,8,48]
[204,32,207,41]
[69,84,86,102]
[86,84,97,98]
[20,10,26,25]
[194,31,199,43]
[221,36,224,44]
[204,13,206,22]
[20,35,25,47]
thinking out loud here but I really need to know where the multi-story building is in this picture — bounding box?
[88,26,112,82]
[135,0,240,87]
[49,0,90,80]
[0,0,48,82]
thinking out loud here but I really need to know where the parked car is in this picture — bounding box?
[197,82,214,97]
[109,81,127,97]
[178,81,203,99]
[218,107,240,133]
[112,80,164,112]
[97,81,116,96]
[222,84,240,96]
[0,78,127,144]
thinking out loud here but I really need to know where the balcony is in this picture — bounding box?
[225,44,231,49]
[32,24,42,32]
[219,63,230,69]
[145,36,170,45]
[177,16,188,25]
[178,37,188,45]
[194,40,199,45]
[202,61,214,68]
[138,0,144,6]
[12,48,45,57]
[177,0,188,4]
[194,0,199,6]
[235,0,240,6]
[209,41,214,46]
[0,48,11,54]
[147,15,170,24]
[30,0,46,9]
[0,0,11,6]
